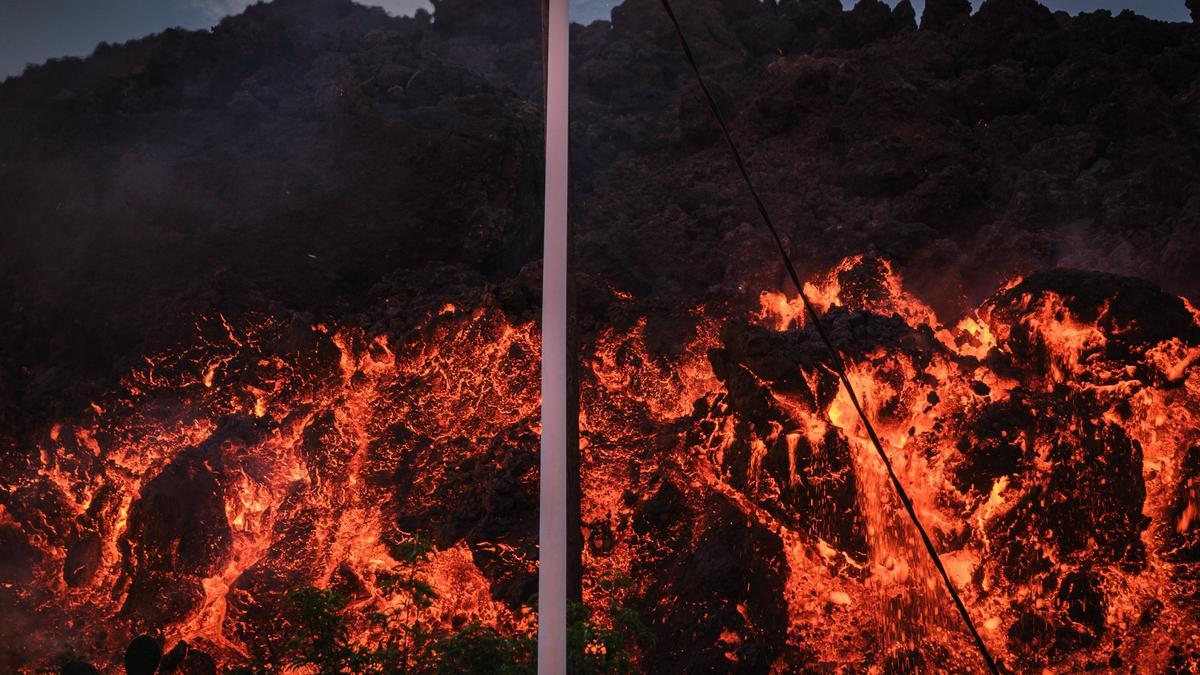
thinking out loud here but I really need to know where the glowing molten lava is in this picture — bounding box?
[4,305,540,669]
[2,257,1198,673]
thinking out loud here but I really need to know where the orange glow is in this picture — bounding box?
[6,255,1199,673]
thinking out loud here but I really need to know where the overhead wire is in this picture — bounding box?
[654,2,1000,672]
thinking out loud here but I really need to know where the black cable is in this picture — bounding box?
[655,1,1000,672]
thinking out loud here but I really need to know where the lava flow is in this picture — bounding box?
[3,256,1200,672]
[2,301,542,670]
[581,256,1200,673]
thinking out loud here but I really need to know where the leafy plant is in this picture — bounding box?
[287,587,362,674]
[281,534,437,674]
[420,623,535,674]
[568,573,652,675]
[246,536,648,673]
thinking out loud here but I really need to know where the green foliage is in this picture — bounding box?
[567,574,653,675]
[244,537,648,674]
[285,534,439,674]
[387,534,435,564]
[288,587,360,674]
[421,623,535,674]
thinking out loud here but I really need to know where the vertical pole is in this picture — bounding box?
[539,0,569,672]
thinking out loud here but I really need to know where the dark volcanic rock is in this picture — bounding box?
[1164,446,1200,603]
[633,488,790,673]
[63,529,104,587]
[922,0,972,31]
[1054,570,1107,650]
[124,635,162,675]
[567,0,1200,324]
[120,450,232,627]
[892,0,917,30]
[0,524,39,588]
[701,340,870,560]
[987,269,1200,385]
[0,0,543,416]
[985,395,1148,579]
[124,452,232,577]
[837,0,904,47]
[160,641,219,675]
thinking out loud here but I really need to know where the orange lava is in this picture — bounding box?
[4,256,1199,673]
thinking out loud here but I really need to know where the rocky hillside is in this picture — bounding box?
[4,0,1200,414]
[2,0,1200,672]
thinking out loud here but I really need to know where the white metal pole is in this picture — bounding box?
[538,0,569,672]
